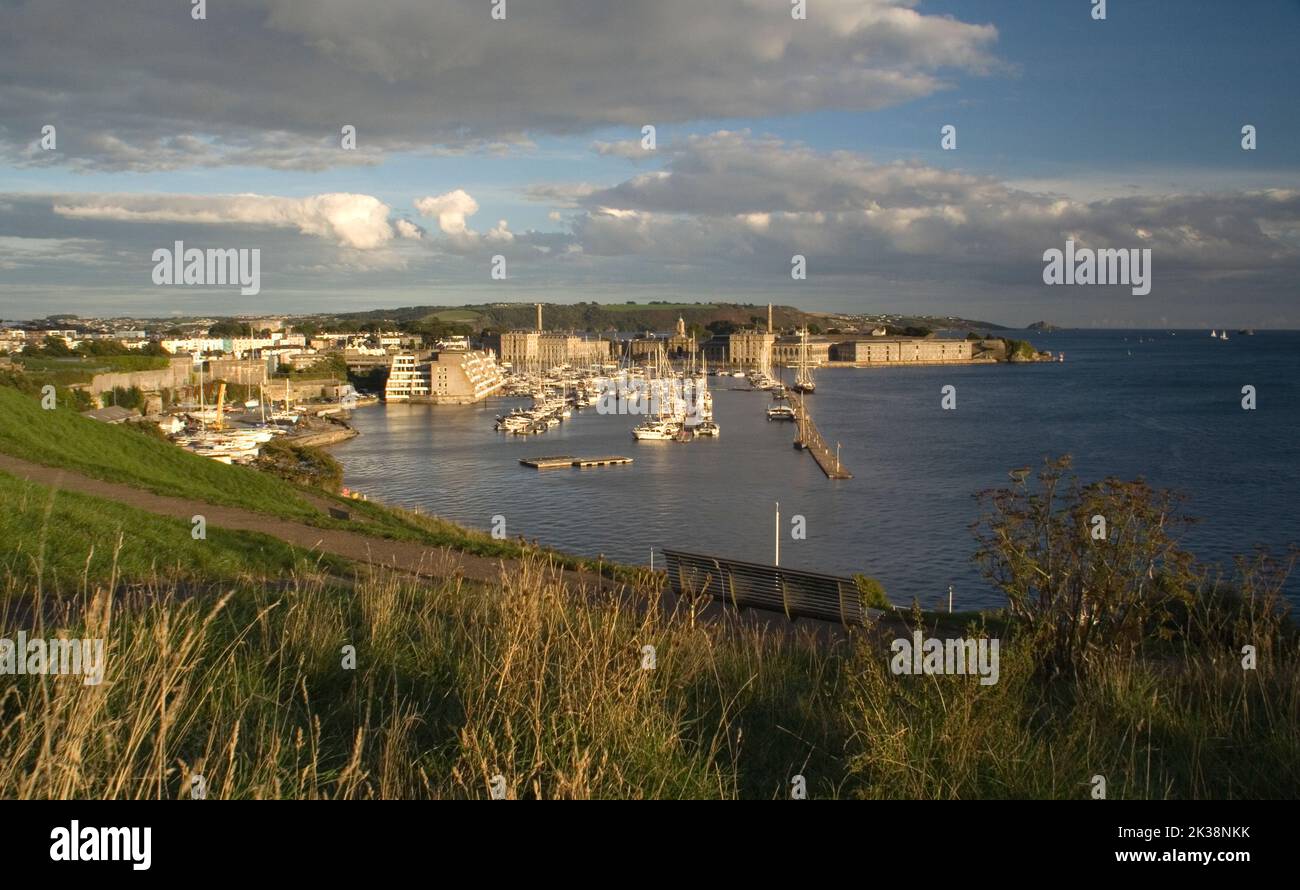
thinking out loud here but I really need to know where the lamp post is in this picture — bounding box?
[774,501,780,567]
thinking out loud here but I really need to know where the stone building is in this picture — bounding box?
[666,316,697,356]
[497,331,610,370]
[773,336,833,367]
[728,330,776,370]
[828,338,977,365]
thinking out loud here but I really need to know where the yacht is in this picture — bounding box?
[632,418,682,441]
[766,404,796,422]
[694,420,720,437]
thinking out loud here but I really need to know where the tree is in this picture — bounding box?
[40,336,74,356]
[974,456,1204,680]
[208,321,244,337]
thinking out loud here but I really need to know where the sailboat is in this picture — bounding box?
[1210,330,1218,338]
[791,327,816,394]
[691,354,719,436]
[1220,330,1229,340]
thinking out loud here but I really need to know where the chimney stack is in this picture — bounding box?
[536,303,543,332]
[767,303,773,334]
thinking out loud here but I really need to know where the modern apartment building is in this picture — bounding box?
[384,350,506,404]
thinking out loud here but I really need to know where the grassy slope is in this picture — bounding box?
[0,384,591,569]
[0,471,348,590]
[0,385,323,521]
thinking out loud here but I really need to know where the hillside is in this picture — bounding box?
[299,302,1010,335]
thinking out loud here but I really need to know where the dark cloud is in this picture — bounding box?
[0,0,997,171]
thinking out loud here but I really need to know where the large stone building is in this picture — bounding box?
[773,336,833,367]
[384,350,506,404]
[728,330,777,370]
[496,331,611,370]
[829,338,978,365]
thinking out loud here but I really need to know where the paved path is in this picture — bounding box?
[0,452,607,590]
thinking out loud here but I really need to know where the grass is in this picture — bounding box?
[0,471,349,589]
[14,354,171,385]
[0,385,324,522]
[1,553,1294,799]
[0,383,631,579]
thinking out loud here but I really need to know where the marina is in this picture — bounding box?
[335,330,1300,610]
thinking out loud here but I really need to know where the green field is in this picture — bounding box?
[0,471,347,590]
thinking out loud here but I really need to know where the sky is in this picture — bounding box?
[0,0,1297,327]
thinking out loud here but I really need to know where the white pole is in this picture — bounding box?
[948,585,954,614]
[649,547,654,572]
[774,501,780,566]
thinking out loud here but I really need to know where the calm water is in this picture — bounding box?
[335,330,1300,609]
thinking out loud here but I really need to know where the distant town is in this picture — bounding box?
[0,301,1051,464]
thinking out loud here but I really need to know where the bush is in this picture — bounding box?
[255,438,343,492]
[852,574,891,610]
[973,456,1293,680]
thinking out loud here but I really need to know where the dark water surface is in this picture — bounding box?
[336,330,1299,609]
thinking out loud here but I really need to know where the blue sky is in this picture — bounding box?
[2,0,1297,325]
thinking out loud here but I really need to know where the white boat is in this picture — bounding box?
[766,405,796,422]
[632,418,682,440]
[1210,330,1217,338]
[695,421,720,437]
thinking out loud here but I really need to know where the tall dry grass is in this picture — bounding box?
[0,549,847,799]
[2,547,1296,799]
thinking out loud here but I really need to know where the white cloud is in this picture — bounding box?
[414,189,514,251]
[51,193,403,250]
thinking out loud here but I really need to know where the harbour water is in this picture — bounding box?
[335,330,1300,609]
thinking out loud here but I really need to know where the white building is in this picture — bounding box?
[384,350,506,404]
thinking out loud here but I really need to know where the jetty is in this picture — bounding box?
[521,455,633,469]
[790,395,852,480]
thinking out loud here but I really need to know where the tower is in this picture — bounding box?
[536,303,543,332]
[767,303,773,333]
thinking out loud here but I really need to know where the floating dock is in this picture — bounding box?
[790,395,853,480]
[521,455,634,469]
